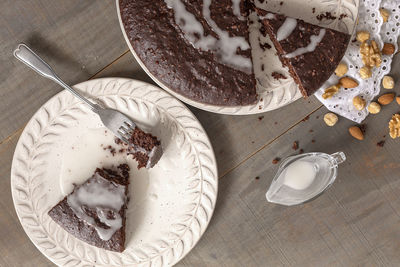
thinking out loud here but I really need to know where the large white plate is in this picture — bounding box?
[116,0,359,115]
[11,78,218,266]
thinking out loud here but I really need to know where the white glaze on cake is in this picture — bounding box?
[276,17,298,41]
[164,0,252,73]
[67,174,126,241]
[285,29,326,58]
[231,0,246,20]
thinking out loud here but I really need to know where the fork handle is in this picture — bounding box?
[14,43,100,112]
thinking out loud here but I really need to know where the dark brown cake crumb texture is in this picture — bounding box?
[272,158,280,164]
[292,141,299,150]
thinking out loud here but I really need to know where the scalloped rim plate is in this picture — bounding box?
[116,0,359,115]
[11,78,218,267]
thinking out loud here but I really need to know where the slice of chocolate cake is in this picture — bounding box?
[48,164,130,252]
[256,10,350,97]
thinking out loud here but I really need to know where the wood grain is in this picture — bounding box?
[178,55,400,267]
[0,0,128,141]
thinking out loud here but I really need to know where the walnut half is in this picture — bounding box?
[389,114,400,139]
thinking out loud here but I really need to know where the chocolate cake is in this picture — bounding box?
[116,126,163,169]
[257,10,350,97]
[119,1,351,102]
[119,0,258,106]
[48,164,130,252]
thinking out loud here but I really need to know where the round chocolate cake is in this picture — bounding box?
[118,0,350,106]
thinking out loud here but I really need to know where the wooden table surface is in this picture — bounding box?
[1,1,400,266]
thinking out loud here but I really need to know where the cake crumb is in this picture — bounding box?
[255,176,260,180]
[309,129,314,133]
[272,72,287,80]
[311,139,316,143]
[299,149,304,154]
[317,12,337,21]
[279,1,283,6]
[377,140,385,147]
[272,158,281,164]
[312,7,316,13]
[258,116,264,121]
[302,115,310,122]
[260,42,272,50]
[292,141,299,150]
[274,121,278,125]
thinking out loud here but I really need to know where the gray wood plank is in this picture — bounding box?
[178,55,400,266]
[93,52,323,177]
[0,0,128,141]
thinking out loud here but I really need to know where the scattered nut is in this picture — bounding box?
[389,114,400,139]
[335,63,348,77]
[359,66,372,79]
[382,43,395,55]
[378,93,395,105]
[360,40,382,68]
[380,8,390,23]
[370,40,382,67]
[349,126,364,140]
[396,96,400,105]
[356,31,370,43]
[340,77,359,88]
[367,102,381,114]
[324,113,338,126]
[322,84,341,99]
[353,96,366,110]
[382,75,395,89]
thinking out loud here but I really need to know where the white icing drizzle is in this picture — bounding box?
[67,174,126,241]
[285,29,326,58]
[231,0,245,20]
[276,18,298,41]
[260,13,276,20]
[164,0,252,73]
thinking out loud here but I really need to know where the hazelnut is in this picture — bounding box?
[359,66,372,79]
[380,8,390,23]
[324,113,338,126]
[389,114,400,139]
[367,102,381,114]
[353,96,366,110]
[335,63,348,77]
[382,75,395,89]
[356,31,370,42]
[382,43,395,55]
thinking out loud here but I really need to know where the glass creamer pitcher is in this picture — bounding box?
[266,152,346,206]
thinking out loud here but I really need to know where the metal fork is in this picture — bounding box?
[14,43,135,143]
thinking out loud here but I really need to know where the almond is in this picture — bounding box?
[378,93,395,105]
[339,77,359,88]
[382,43,395,55]
[349,126,364,140]
[396,96,400,105]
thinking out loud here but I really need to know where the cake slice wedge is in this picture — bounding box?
[48,164,130,252]
[257,10,351,97]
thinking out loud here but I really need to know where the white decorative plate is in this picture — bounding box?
[11,78,218,266]
[116,0,359,115]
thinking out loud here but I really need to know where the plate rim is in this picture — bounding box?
[10,77,218,266]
